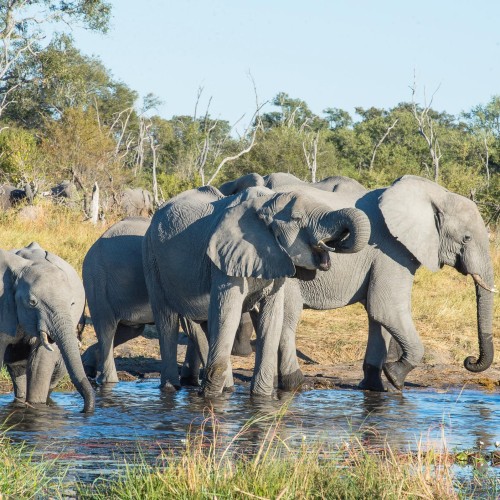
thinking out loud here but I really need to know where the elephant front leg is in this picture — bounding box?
[252,285,285,396]
[203,279,245,397]
[6,361,27,403]
[276,280,304,391]
[26,344,60,405]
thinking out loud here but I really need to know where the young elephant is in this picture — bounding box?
[82,216,255,386]
[143,186,371,397]
[0,243,94,412]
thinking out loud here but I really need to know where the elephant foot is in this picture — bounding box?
[230,341,254,357]
[180,376,200,387]
[279,369,305,391]
[383,359,414,391]
[160,381,181,392]
[97,373,119,385]
[358,363,387,392]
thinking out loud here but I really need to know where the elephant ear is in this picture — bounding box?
[207,200,295,279]
[0,251,26,336]
[379,175,447,272]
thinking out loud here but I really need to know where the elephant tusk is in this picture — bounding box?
[472,274,499,293]
[40,331,55,352]
[317,240,336,253]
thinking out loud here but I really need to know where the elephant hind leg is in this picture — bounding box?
[94,316,119,384]
[358,319,389,392]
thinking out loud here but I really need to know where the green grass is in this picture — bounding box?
[76,409,499,500]
[0,432,65,498]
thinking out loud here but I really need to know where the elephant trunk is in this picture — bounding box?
[318,207,371,254]
[464,264,495,373]
[50,319,95,412]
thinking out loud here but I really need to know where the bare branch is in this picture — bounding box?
[369,118,398,171]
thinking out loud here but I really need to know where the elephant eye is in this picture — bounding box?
[463,234,472,244]
[28,297,38,307]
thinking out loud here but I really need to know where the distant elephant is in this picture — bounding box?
[143,185,371,396]
[120,188,154,217]
[247,174,496,391]
[81,216,255,386]
[43,180,79,204]
[0,243,94,412]
[0,183,34,210]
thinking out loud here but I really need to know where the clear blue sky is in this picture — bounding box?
[71,0,500,131]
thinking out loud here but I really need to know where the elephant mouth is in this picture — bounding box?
[39,330,55,352]
[313,238,336,271]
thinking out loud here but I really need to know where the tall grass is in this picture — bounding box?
[0,432,65,498]
[78,407,498,499]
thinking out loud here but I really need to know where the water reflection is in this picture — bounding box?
[0,380,499,480]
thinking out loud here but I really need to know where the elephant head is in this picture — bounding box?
[208,191,371,279]
[0,249,94,412]
[379,175,496,373]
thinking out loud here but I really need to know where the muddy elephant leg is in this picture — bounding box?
[203,277,245,397]
[231,312,254,356]
[276,280,304,391]
[155,309,180,391]
[251,284,285,396]
[48,355,68,394]
[180,336,202,386]
[358,319,390,392]
[6,361,27,402]
[94,315,120,384]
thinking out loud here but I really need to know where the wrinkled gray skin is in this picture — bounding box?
[143,185,371,397]
[0,243,94,412]
[120,188,154,217]
[82,216,255,386]
[238,173,495,391]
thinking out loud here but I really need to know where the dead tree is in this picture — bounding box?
[90,182,99,225]
[302,130,320,182]
[411,81,442,183]
[369,119,398,171]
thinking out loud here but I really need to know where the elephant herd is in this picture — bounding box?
[0,173,496,413]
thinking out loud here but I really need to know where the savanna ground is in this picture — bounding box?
[1,201,500,394]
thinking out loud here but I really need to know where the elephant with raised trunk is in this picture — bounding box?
[246,174,496,391]
[0,243,94,412]
[143,185,371,396]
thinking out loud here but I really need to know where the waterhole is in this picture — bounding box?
[0,381,499,483]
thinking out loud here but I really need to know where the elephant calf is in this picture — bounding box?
[0,243,94,412]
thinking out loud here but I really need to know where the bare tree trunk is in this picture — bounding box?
[411,79,442,183]
[369,119,398,171]
[150,140,160,206]
[90,182,99,225]
[483,135,490,187]
[302,131,319,182]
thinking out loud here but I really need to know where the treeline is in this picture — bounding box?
[0,1,498,223]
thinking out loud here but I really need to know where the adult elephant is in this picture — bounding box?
[259,174,496,391]
[82,216,255,386]
[120,187,154,217]
[219,172,366,197]
[0,243,94,412]
[143,185,371,396]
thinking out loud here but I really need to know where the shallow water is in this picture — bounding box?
[0,381,499,482]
